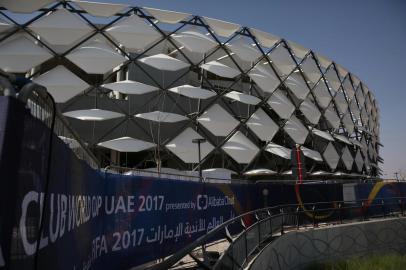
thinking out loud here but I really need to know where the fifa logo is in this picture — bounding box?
[197,194,208,210]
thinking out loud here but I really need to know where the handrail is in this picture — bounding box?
[145,196,406,270]
[0,70,99,169]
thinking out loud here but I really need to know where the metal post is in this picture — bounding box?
[296,206,300,230]
[338,203,342,224]
[312,205,316,228]
[192,138,206,181]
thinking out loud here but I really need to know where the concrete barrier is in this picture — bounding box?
[250,217,406,270]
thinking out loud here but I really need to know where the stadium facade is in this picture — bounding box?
[0,1,381,179]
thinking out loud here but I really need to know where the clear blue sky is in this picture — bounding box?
[106,0,406,178]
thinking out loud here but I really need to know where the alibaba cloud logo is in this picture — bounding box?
[197,194,208,210]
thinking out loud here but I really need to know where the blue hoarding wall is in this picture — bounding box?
[0,96,344,270]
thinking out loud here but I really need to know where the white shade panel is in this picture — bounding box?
[172,30,217,54]
[135,111,188,123]
[311,170,332,176]
[63,109,124,121]
[227,37,262,63]
[285,71,309,100]
[66,37,126,74]
[356,88,366,106]
[288,41,309,59]
[144,7,190,24]
[248,63,280,94]
[342,113,355,134]
[0,18,11,33]
[342,78,355,99]
[350,139,364,148]
[102,80,158,95]
[0,35,53,73]
[313,81,331,108]
[74,1,128,17]
[324,68,341,92]
[283,115,309,144]
[201,61,240,78]
[301,146,323,162]
[355,150,364,172]
[1,0,54,13]
[203,17,240,37]
[168,85,216,99]
[165,127,214,163]
[323,142,339,170]
[139,53,190,71]
[341,146,354,170]
[106,14,161,51]
[300,57,322,84]
[222,131,259,164]
[312,128,334,141]
[334,90,348,114]
[197,104,239,136]
[224,91,261,105]
[246,108,279,141]
[268,45,296,75]
[29,9,93,45]
[202,168,236,180]
[335,64,348,79]
[98,137,156,152]
[244,169,277,176]
[333,134,352,145]
[33,65,89,103]
[324,106,341,129]
[266,143,291,159]
[267,89,295,119]
[315,53,332,69]
[299,99,321,125]
[250,28,280,48]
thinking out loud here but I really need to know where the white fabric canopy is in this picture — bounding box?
[313,81,331,108]
[324,68,341,93]
[227,37,262,62]
[138,53,190,71]
[0,35,53,73]
[267,89,295,119]
[1,0,54,13]
[285,71,309,100]
[301,146,323,162]
[324,106,341,129]
[335,64,348,79]
[350,139,364,148]
[106,14,161,51]
[244,169,277,176]
[299,99,321,125]
[283,115,309,144]
[197,104,239,136]
[144,7,190,24]
[250,28,280,48]
[203,168,236,180]
[200,61,240,78]
[333,133,352,145]
[135,111,188,123]
[66,37,126,74]
[265,143,291,159]
[0,18,11,33]
[168,85,216,99]
[74,1,128,17]
[248,63,280,94]
[315,53,332,69]
[63,109,124,121]
[281,170,292,175]
[354,150,364,172]
[323,143,339,170]
[334,90,348,114]
[29,9,92,45]
[269,45,296,75]
[172,30,217,54]
[102,80,158,95]
[311,128,334,141]
[246,108,279,141]
[98,137,156,152]
[224,91,261,105]
[221,131,259,164]
[203,17,240,37]
[311,170,332,176]
[301,57,322,84]
[341,146,354,170]
[165,127,214,163]
[287,41,309,59]
[33,65,89,103]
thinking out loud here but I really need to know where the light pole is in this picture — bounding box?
[192,138,206,181]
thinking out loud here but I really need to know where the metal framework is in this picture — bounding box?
[0,1,381,178]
